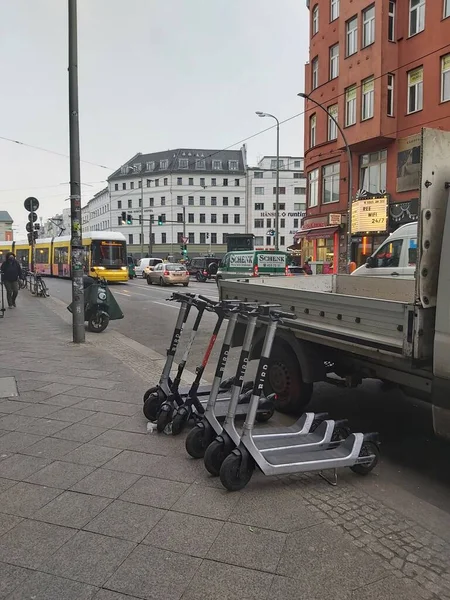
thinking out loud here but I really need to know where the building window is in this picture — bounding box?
[122,183,126,190]
[273,187,286,195]
[117,200,122,209]
[177,177,182,185]
[387,74,395,116]
[331,0,339,21]
[177,232,183,244]
[310,114,317,148]
[146,179,152,187]
[308,169,319,207]
[160,197,166,206]
[229,160,239,170]
[117,216,122,226]
[345,85,357,126]
[361,76,375,120]
[235,179,240,186]
[188,213,194,223]
[223,178,228,186]
[322,163,340,204]
[189,178,194,186]
[211,178,217,186]
[409,0,425,36]
[161,233,166,243]
[312,4,319,35]
[294,187,306,195]
[254,219,264,228]
[138,198,142,207]
[178,158,188,169]
[223,197,229,206]
[294,172,303,178]
[270,159,285,169]
[128,199,132,208]
[255,202,264,210]
[212,160,222,170]
[445,0,450,18]
[177,196,183,205]
[234,214,240,224]
[294,202,305,210]
[188,233,195,244]
[360,150,387,194]
[154,179,159,187]
[150,198,154,207]
[146,161,155,171]
[139,215,142,225]
[407,67,423,113]
[255,187,265,195]
[177,213,183,223]
[163,178,168,186]
[234,197,240,206]
[160,159,168,169]
[254,172,263,179]
[311,57,319,90]
[441,55,450,102]
[200,213,206,224]
[223,214,229,224]
[211,214,217,223]
[346,16,358,56]
[273,203,286,210]
[223,233,228,244]
[362,5,375,47]
[388,1,396,41]
[114,184,118,191]
[200,177,205,187]
[329,44,339,80]
[280,219,285,228]
[128,234,133,245]
[200,196,206,206]
[211,233,217,244]
[211,197,217,206]
[200,233,206,244]
[196,159,205,169]
[328,104,338,140]
[188,196,194,206]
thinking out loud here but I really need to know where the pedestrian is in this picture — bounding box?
[0,252,23,308]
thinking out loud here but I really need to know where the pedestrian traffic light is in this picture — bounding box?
[121,211,126,224]
[126,214,133,225]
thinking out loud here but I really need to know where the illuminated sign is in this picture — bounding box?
[101,241,124,246]
[351,196,388,234]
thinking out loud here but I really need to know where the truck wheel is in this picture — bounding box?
[264,342,313,414]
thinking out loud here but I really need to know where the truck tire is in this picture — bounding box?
[264,341,313,414]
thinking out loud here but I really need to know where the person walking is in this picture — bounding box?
[0,252,23,308]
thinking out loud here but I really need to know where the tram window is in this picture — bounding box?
[36,248,49,263]
[54,247,69,264]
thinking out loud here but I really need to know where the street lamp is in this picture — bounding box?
[298,92,353,269]
[256,111,280,251]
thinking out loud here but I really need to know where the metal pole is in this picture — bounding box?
[68,0,85,343]
[140,179,144,258]
[298,93,353,271]
[275,118,280,251]
[149,213,153,256]
[183,205,186,256]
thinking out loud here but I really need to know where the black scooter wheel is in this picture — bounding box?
[143,387,158,403]
[157,408,172,433]
[220,451,255,491]
[185,425,209,459]
[204,439,227,477]
[255,408,275,423]
[87,312,109,333]
[171,412,188,436]
[143,394,161,421]
[350,441,380,475]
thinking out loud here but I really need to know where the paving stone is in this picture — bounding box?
[0,562,32,598]
[6,570,98,600]
[277,521,387,590]
[71,468,140,499]
[92,429,173,456]
[0,519,75,568]
[352,575,425,599]
[171,483,241,520]
[0,414,37,431]
[112,415,148,433]
[18,417,72,436]
[81,412,126,429]
[42,393,87,407]
[26,460,95,489]
[0,512,23,536]
[0,476,17,493]
[84,499,165,542]
[181,558,273,600]
[66,387,137,403]
[0,453,52,480]
[207,521,286,573]
[52,422,106,443]
[0,400,32,414]
[63,443,123,467]
[42,530,135,586]
[102,449,163,475]
[49,407,97,423]
[36,382,78,396]
[144,511,224,558]
[34,490,111,528]
[105,544,201,600]
[21,437,81,459]
[0,431,43,453]
[93,591,142,600]
[269,575,351,600]
[120,476,189,509]
[73,398,139,416]
[0,481,61,517]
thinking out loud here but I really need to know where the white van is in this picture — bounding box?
[135,257,163,278]
[352,222,418,278]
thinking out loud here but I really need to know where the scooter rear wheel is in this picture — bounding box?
[350,441,380,475]
[143,394,161,421]
[185,425,209,458]
[255,408,275,423]
[157,408,172,433]
[220,451,255,491]
[204,439,227,476]
[87,311,109,333]
[171,411,188,436]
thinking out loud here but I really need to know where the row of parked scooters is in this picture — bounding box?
[142,292,380,491]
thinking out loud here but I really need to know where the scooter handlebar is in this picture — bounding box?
[167,292,196,303]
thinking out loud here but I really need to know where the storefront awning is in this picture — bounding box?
[294,226,339,241]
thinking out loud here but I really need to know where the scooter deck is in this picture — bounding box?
[255,420,334,452]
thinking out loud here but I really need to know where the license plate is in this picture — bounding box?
[173,272,183,276]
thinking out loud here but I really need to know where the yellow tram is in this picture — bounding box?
[0,231,128,283]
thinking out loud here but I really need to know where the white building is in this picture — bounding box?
[41,208,71,238]
[246,156,307,251]
[108,147,247,258]
[85,187,110,233]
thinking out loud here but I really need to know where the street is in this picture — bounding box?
[45,276,450,517]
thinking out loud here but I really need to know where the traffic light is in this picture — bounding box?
[126,213,133,224]
[158,215,164,225]
[180,245,188,257]
[121,211,126,224]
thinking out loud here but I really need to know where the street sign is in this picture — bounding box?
[182,236,189,244]
[24,197,39,212]
[26,222,33,233]
[28,212,38,223]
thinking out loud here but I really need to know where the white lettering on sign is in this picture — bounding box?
[351,197,388,234]
[229,254,253,267]
[257,254,286,268]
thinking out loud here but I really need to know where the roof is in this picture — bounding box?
[108,148,246,180]
[0,211,13,223]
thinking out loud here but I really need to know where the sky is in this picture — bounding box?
[0,0,310,236]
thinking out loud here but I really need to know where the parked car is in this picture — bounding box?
[135,257,163,278]
[188,256,221,282]
[147,263,189,286]
[286,265,307,276]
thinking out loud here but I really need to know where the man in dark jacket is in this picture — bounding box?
[0,252,23,308]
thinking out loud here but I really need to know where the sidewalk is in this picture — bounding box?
[0,291,449,599]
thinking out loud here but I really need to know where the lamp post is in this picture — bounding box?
[298,92,353,269]
[256,111,280,251]
[139,179,144,259]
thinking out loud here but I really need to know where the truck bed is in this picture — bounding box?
[219,275,432,362]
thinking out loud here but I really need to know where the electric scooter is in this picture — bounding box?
[219,309,380,491]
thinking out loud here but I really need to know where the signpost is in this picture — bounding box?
[351,196,388,235]
[24,197,39,272]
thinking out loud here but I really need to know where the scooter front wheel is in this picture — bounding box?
[350,441,380,475]
[157,407,172,432]
[204,439,228,476]
[143,386,158,403]
[185,425,209,458]
[143,394,161,421]
[255,408,275,423]
[87,311,109,333]
[171,411,189,436]
[220,450,255,491]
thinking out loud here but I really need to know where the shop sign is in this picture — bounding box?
[259,211,306,218]
[257,254,285,267]
[351,196,388,234]
[301,215,328,229]
[229,254,253,267]
[328,213,342,226]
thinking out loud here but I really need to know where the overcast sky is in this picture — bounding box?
[0,0,309,235]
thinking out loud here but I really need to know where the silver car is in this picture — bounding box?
[147,263,189,286]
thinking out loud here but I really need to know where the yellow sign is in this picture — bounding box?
[351,197,388,234]
[442,55,450,71]
[409,67,423,85]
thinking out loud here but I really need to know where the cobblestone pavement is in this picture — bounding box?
[0,291,449,599]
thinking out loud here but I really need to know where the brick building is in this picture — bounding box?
[301,0,450,271]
